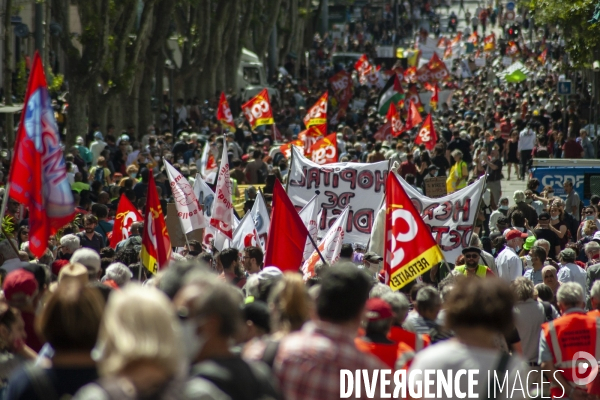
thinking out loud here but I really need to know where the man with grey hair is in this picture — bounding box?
[102,262,133,287]
[533,239,550,256]
[557,248,586,292]
[507,190,538,227]
[58,234,80,261]
[70,248,101,281]
[539,282,600,398]
[404,286,442,335]
[512,277,546,365]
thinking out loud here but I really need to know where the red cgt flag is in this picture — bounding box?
[384,172,444,290]
[8,52,74,258]
[279,140,304,160]
[242,89,274,129]
[264,180,310,272]
[405,100,423,131]
[310,133,338,165]
[430,83,439,111]
[109,193,143,248]
[217,92,236,132]
[298,127,323,157]
[386,102,404,137]
[141,170,172,274]
[414,114,438,150]
[303,92,328,135]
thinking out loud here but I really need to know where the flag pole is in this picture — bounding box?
[307,231,327,265]
[0,182,10,232]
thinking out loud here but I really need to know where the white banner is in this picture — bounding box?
[288,146,388,246]
[398,175,486,264]
[164,161,207,233]
[250,193,270,248]
[231,212,261,251]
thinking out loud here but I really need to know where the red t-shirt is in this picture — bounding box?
[562,139,583,158]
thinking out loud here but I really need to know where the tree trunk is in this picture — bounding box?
[65,84,89,147]
[4,0,14,148]
[154,52,165,126]
[138,61,154,132]
[88,89,109,134]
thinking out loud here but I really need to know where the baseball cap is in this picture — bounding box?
[504,229,528,241]
[364,252,383,263]
[365,298,393,321]
[538,212,551,221]
[461,246,482,255]
[559,248,577,261]
[94,131,103,140]
[523,236,536,251]
[3,269,38,303]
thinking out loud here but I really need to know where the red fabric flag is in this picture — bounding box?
[414,114,438,150]
[386,102,404,137]
[430,83,439,111]
[279,140,304,159]
[507,41,519,56]
[141,170,172,274]
[538,49,548,64]
[467,31,478,45]
[303,92,328,135]
[451,32,462,46]
[242,89,274,129]
[216,92,235,132]
[384,173,444,290]
[298,127,323,156]
[374,122,393,142]
[310,133,338,164]
[329,70,353,109]
[405,100,423,131]
[443,45,453,60]
[8,52,74,258]
[427,53,451,82]
[264,180,309,272]
[407,85,424,113]
[109,194,143,248]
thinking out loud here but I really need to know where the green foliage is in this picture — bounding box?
[528,0,600,67]
[0,216,16,240]
[46,69,64,94]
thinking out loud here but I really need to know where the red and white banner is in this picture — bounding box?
[302,207,350,280]
[209,141,234,239]
[250,192,270,248]
[109,194,143,248]
[310,133,338,165]
[164,160,207,233]
[200,142,218,181]
[231,212,261,251]
[242,89,274,129]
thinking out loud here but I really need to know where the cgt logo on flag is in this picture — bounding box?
[242,89,274,129]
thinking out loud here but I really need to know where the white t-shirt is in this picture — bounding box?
[409,340,529,400]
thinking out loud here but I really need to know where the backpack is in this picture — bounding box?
[93,167,105,184]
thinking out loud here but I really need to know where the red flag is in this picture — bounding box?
[404,66,417,83]
[467,31,478,45]
[437,37,449,48]
[374,122,393,142]
[242,89,274,129]
[310,133,338,164]
[430,83,439,111]
[279,140,304,159]
[426,53,451,82]
[141,170,172,274]
[451,32,462,46]
[303,92,328,135]
[216,92,235,132]
[354,54,371,85]
[384,173,444,290]
[8,52,74,258]
[386,102,404,137]
[443,45,453,60]
[405,100,423,131]
[507,41,519,56]
[110,194,143,248]
[483,34,496,51]
[264,180,309,272]
[329,70,353,108]
[414,114,438,150]
[538,49,548,64]
[407,85,424,113]
[298,127,323,156]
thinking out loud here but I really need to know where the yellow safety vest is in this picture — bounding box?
[454,265,488,277]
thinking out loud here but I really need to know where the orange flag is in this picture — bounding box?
[298,127,323,156]
[310,133,338,165]
[386,102,404,137]
[483,34,496,51]
[141,170,172,274]
[110,194,143,248]
[303,92,328,135]
[405,100,423,131]
[216,92,235,132]
[414,114,438,150]
[242,89,274,129]
[384,172,444,290]
[538,49,548,64]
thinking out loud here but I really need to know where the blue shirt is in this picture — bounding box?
[523,268,544,285]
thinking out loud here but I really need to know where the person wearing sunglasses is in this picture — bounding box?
[453,247,495,278]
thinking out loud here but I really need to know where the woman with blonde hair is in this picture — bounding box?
[446,150,469,193]
[74,284,184,399]
[242,272,312,365]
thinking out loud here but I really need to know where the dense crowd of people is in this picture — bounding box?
[0,0,599,399]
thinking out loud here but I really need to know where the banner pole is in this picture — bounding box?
[285,145,295,193]
[307,232,327,265]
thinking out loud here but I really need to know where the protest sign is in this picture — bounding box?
[287,146,388,246]
[397,175,486,263]
[424,177,447,198]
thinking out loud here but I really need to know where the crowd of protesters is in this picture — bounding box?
[0,0,599,399]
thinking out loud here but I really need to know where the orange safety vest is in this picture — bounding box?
[388,325,431,351]
[542,311,600,397]
[354,337,415,369]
